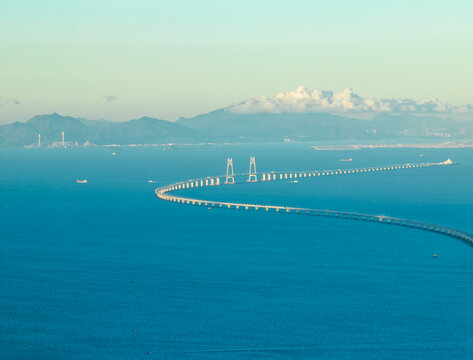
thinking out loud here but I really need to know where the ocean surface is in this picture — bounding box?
[1,144,473,359]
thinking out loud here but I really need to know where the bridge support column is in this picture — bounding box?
[225,158,235,184]
[248,156,257,182]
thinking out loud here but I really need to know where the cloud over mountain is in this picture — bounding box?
[229,86,473,114]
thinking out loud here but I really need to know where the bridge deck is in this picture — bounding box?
[155,162,473,246]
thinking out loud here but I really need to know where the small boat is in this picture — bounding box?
[147,180,154,183]
[76,179,88,183]
[339,158,352,162]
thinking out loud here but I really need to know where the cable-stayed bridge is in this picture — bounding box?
[155,158,473,247]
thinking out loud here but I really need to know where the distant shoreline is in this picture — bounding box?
[17,140,473,150]
[312,142,473,150]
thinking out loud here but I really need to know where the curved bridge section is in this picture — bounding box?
[155,162,473,247]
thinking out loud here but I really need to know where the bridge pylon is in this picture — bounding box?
[248,156,257,182]
[225,158,235,184]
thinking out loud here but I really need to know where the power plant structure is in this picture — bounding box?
[50,131,76,148]
[25,131,79,148]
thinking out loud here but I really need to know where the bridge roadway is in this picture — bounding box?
[155,162,473,247]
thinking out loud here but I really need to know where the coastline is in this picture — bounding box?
[312,141,473,151]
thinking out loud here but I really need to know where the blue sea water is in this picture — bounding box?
[1,144,473,359]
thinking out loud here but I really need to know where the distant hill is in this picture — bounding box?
[178,108,473,142]
[0,110,472,147]
[178,109,372,142]
[0,113,204,147]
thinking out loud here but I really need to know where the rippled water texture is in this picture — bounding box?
[1,145,473,359]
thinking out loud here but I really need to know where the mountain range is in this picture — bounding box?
[1,109,472,147]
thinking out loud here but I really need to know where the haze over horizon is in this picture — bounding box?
[1,0,472,124]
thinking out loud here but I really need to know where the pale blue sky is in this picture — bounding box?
[1,0,472,123]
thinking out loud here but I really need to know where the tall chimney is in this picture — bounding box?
[38,133,41,147]
[62,131,64,146]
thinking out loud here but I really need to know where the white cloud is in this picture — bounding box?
[228,86,472,114]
